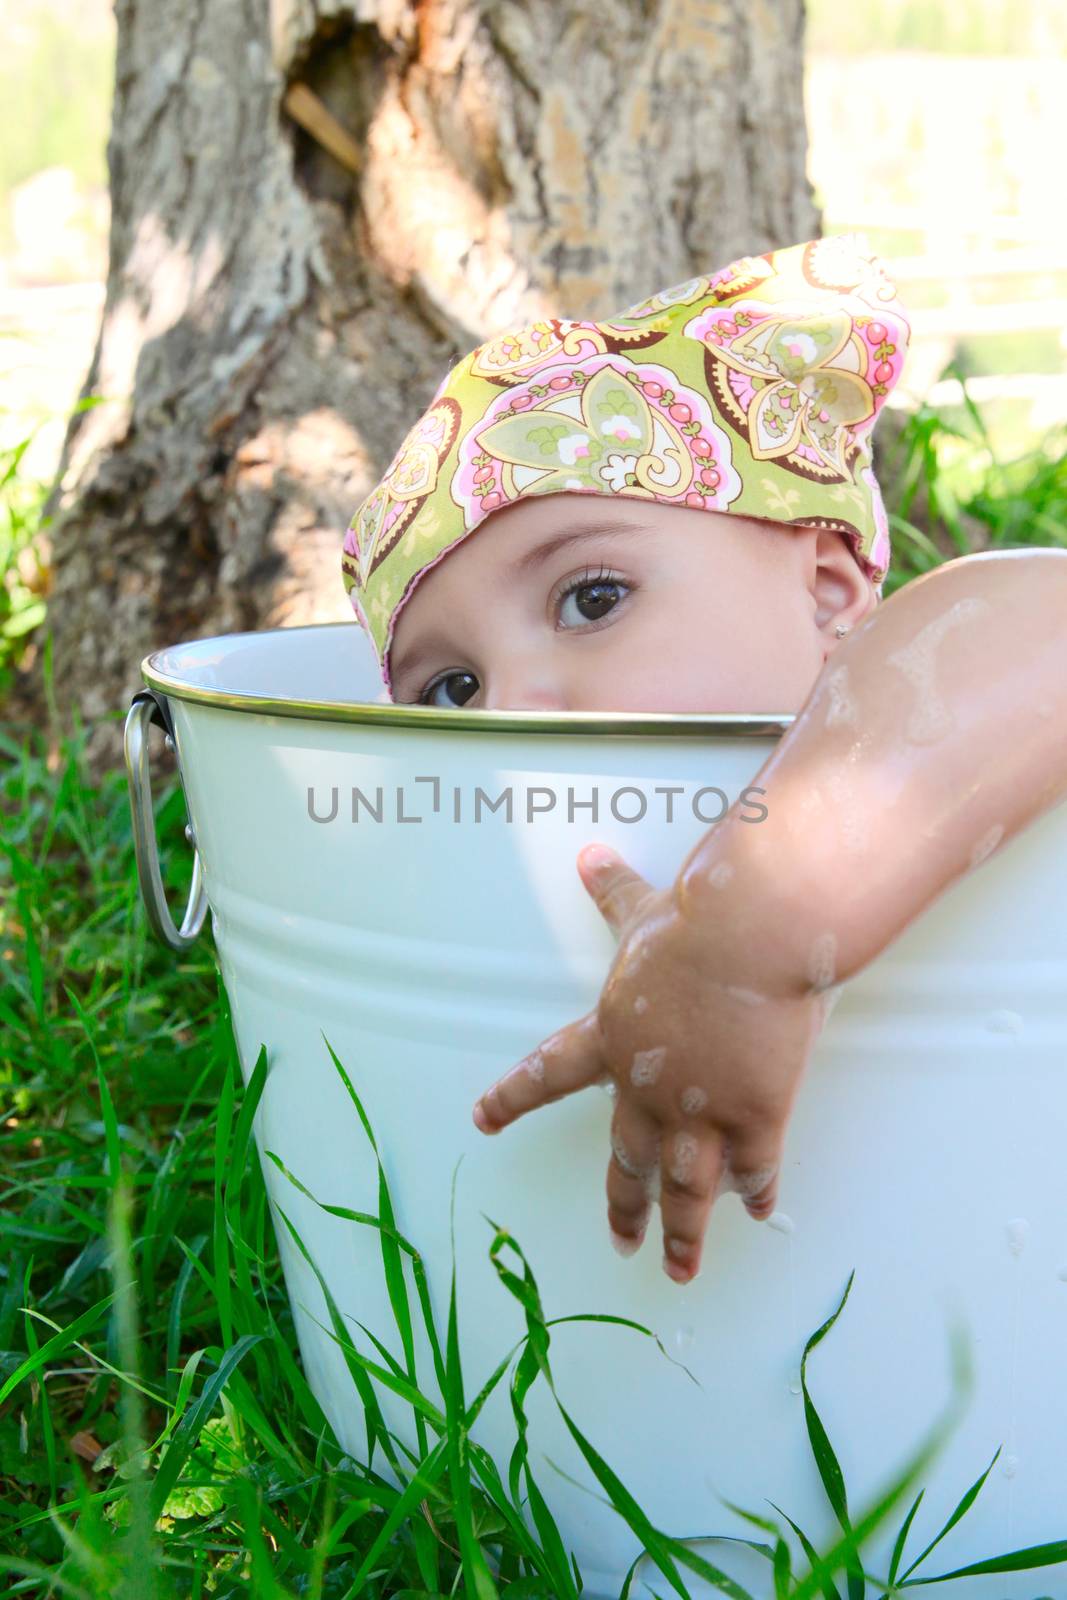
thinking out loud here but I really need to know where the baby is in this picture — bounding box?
[341,234,1067,1286]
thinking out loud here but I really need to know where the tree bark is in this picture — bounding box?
[20,0,819,767]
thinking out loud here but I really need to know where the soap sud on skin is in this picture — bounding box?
[824,763,871,855]
[610,1130,646,1178]
[731,1162,779,1201]
[1006,1217,1029,1257]
[885,596,994,746]
[520,1048,546,1086]
[707,861,735,889]
[819,984,844,1025]
[610,1201,653,1257]
[631,1045,667,1087]
[668,1132,699,1185]
[633,994,649,1015]
[610,1228,642,1258]
[724,984,766,1007]
[716,1161,779,1202]
[824,665,858,729]
[680,1086,708,1116]
[767,1211,795,1235]
[970,823,1005,867]
[807,932,837,992]
[665,1236,690,1261]
[612,1131,662,1189]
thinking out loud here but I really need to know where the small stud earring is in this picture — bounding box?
[834,624,849,638]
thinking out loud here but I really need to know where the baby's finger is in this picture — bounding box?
[606,1099,662,1256]
[577,843,658,936]
[658,1127,728,1284]
[473,1012,604,1134]
[722,1125,784,1221]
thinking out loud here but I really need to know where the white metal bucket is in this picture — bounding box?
[126,621,1067,1596]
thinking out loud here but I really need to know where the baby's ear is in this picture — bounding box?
[811,527,877,634]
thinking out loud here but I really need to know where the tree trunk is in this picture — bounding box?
[23,0,819,767]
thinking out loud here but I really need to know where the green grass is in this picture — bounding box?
[0,9,112,238]
[4,703,1067,1595]
[873,363,1067,595]
[2,372,1067,1592]
[0,429,51,701]
[805,0,1066,55]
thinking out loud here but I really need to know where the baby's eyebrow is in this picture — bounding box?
[390,633,453,689]
[505,520,657,580]
[391,521,656,689]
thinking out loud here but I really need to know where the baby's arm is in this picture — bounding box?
[681,547,1067,997]
[473,548,1067,1284]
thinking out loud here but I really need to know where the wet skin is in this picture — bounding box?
[389,498,1067,1284]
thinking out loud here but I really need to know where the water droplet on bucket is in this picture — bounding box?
[675,1325,695,1353]
[986,1010,1024,1036]
[1002,1453,1019,1479]
[1006,1218,1029,1257]
[767,1212,795,1235]
[788,1368,802,1395]
[1056,1266,1067,1283]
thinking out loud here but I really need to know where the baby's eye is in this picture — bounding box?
[419,670,479,709]
[557,567,630,629]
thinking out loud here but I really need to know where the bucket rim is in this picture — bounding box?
[142,622,796,739]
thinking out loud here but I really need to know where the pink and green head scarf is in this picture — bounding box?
[341,232,910,694]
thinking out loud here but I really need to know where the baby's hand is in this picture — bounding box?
[472,841,831,1285]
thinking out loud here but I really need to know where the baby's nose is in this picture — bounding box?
[483,672,568,713]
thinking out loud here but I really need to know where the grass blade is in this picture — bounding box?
[885,1490,924,1588]
[443,1163,500,1600]
[337,1436,452,1599]
[0,1291,117,1406]
[323,1033,430,1459]
[766,1501,842,1600]
[487,1222,757,1600]
[798,1272,864,1598]
[147,1332,265,1520]
[271,1198,407,1474]
[789,1321,973,1600]
[897,1537,1067,1585]
[895,1447,1000,1582]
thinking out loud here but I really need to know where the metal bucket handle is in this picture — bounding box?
[124,689,208,951]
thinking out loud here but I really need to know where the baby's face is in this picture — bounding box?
[387,492,876,713]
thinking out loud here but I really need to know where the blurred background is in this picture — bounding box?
[1,6,1066,1587]
[3,0,1065,484]
[2,0,1066,747]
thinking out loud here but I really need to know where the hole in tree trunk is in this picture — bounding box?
[285,19,391,211]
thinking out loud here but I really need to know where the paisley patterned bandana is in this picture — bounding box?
[341,232,910,693]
